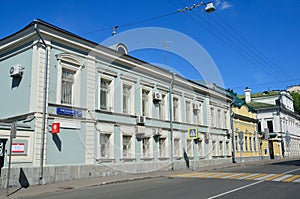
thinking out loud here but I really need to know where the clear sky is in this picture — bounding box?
[1,0,299,94]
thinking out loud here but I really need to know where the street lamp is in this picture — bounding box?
[205,3,216,13]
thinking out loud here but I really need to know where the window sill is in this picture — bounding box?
[121,158,136,162]
[96,158,115,163]
[141,158,153,161]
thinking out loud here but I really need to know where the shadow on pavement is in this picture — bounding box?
[271,159,300,166]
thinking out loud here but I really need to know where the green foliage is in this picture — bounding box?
[291,92,300,114]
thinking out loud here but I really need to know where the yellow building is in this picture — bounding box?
[231,93,263,162]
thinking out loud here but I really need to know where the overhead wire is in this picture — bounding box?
[174,0,294,85]
[194,0,297,87]
[81,0,298,89]
[83,10,179,35]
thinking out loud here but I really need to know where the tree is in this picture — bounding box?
[291,91,300,114]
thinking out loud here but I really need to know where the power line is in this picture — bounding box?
[172,0,297,86]
[82,2,210,36]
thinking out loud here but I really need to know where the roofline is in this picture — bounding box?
[1,19,230,100]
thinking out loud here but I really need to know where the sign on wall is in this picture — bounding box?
[188,128,198,140]
[56,107,82,117]
[11,140,28,155]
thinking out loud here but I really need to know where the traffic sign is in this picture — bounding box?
[188,128,198,139]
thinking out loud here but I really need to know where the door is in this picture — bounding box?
[268,140,274,159]
[0,139,7,176]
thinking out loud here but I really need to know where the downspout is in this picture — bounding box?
[169,72,175,170]
[230,99,236,163]
[34,22,49,185]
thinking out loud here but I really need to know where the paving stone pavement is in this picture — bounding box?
[0,158,297,199]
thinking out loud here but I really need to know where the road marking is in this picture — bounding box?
[171,172,300,183]
[282,175,300,182]
[221,173,245,179]
[283,167,300,174]
[273,174,292,181]
[293,178,300,183]
[207,180,264,199]
[255,174,276,180]
[244,173,266,180]
[237,173,259,180]
[263,174,284,181]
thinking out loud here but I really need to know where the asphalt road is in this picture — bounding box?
[22,159,300,199]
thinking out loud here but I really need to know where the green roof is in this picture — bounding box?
[228,90,256,113]
[238,90,281,99]
[247,101,277,109]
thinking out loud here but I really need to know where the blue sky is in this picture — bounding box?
[1,0,299,94]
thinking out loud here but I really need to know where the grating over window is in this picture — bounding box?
[61,69,75,104]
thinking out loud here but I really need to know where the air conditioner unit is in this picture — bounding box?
[153,92,162,101]
[9,64,24,77]
[193,103,201,110]
[136,125,146,136]
[136,115,146,125]
[153,129,162,137]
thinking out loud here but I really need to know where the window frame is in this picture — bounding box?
[56,54,83,107]
[122,82,134,115]
[99,75,114,111]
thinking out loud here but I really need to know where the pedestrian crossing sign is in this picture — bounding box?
[188,128,198,139]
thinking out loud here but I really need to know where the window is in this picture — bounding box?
[142,89,150,117]
[142,138,150,158]
[195,103,202,125]
[174,139,180,157]
[245,136,248,151]
[267,120,274,133]
[61,69,75,104]
[217,109,221,128]
[253,137,256,151]
[235,135,238,151]
[187,140,193,158]
[123,135,132,158]
[56,54,83,106]
[219,141,223,156]
[158,94,165,120]
[159,138,166,157]
[100,78,112,110]
[185,101,192,123]
[249,137,252,151]
[211,108,215,127]
[197,140,203,157]
[224,111,228,129]
[173,97,179,122]
[100,134,111,158]
[123,84,133,114]
[257,121,262,132]
[226,141,230,156]
[212,141,217,156]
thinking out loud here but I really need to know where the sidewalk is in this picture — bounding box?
[0,158,296,199]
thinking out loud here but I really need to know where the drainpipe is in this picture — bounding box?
[169,72,175,170]
[230,99,236,163]
[34,22,49,185]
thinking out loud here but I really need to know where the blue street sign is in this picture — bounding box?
[188,128,198,139]
[56,107,82,117]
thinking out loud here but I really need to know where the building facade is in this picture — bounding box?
[0,20,232,186]
[245,88,300,159]
[230,91,260,163]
